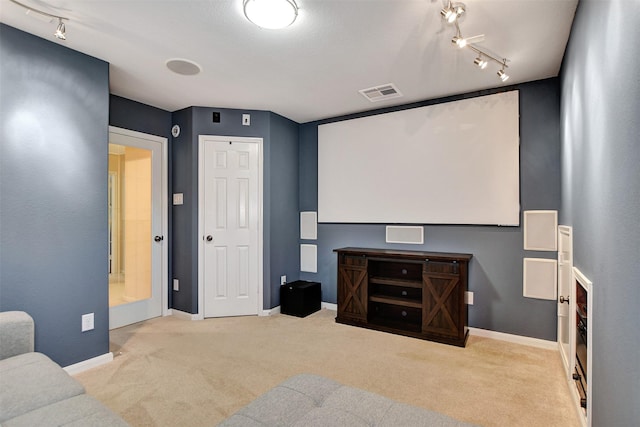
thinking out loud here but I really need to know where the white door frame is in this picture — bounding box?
[557,225,574,377]
[197,135,264,319]
[108,126,169,325]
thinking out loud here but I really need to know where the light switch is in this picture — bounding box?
[173,193,184,205]
[242,114,251,126]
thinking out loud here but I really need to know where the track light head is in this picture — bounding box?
[54,18,66,40]
[441,2,465,24]
[474,56,488,69]
[497,68,509,82]
[451,36,467,48]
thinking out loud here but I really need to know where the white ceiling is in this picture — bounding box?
[0,0,578,123]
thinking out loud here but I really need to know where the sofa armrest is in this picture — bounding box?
[0,311,35,360]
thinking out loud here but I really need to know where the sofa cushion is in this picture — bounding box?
[3,394,129,427]
[0,352,85,422]
[0,311,34,360]
[219,374,476,427]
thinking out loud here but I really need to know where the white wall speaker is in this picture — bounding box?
[300,244,317,273]
[523,258,557,300]
[385,226,424,244]
[300,212,317,240]
[523,210,558,251]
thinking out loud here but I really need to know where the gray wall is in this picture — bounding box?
[170,107,299,313]
[560,0,640,424]
[0,24,110,366]
[299,80,561,341]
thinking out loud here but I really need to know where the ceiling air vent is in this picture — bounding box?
[359,83,403,103]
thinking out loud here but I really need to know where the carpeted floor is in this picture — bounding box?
[75,309,582,427]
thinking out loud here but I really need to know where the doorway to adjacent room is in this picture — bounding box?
[108,127,168,329]
[198,135,263,318]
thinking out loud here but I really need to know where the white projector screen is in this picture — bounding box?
[318,91,520,225]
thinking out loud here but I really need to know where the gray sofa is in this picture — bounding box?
[219,374,476,427]
[0,311,128,427]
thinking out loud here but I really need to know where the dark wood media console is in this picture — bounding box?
[334,247,473,347]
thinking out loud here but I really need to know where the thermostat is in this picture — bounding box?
[171,124,180,137]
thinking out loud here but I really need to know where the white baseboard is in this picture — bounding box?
[262,303,335,316]
[261,306,281,316]
[321,302,337,311]
[64,352,113,376]
[469,327,557,350]
[169,308,203,321]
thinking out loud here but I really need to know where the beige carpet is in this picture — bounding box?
[75,309,582,427]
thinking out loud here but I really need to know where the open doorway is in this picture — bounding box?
[108,127,168,329]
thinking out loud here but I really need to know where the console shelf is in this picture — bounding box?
[335,247,472,347]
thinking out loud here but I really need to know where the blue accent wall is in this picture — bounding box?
[171,107,299,312]
[0,24,110,366]
[299,80,561,341]
[109,95,172,139]
[560,0,640,424]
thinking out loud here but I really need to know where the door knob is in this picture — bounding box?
[154,235,164,242]
[560,295,570,304]
[206,235,213,242]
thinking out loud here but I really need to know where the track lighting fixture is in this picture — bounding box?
[497,68,509,82]
[452,35,467,49]
[9,0,68,41]
[441,1,465,24]
[440,2,511,82]
[54,18,66,40]
[474,56,488,69]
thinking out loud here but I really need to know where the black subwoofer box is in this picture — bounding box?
[280,280,321,317]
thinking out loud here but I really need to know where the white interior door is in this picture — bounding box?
[200,136,262,317]
[108,127,167,329]
[557,225,574,375]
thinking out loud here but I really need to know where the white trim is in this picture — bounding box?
[108,126,170,321]
[567,374,588,427]
[573,267,593,427]
[64,352,113,376]
[261,303,335,316]
[197,135,264,319]
[261,306,281,316]
[557,225,574,378]
[322,302,337,311]
[169,308,203,321]
[468,327,557,350]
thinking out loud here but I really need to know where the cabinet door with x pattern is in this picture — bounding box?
[422,260,466,340]
[337,254,368,323]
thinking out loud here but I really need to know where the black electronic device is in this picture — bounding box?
[280,281,321,318]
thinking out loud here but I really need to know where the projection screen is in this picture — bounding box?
[318,90,520,225]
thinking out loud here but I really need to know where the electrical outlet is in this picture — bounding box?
[81,313,94,332]
[280,275,287,285]
[465,291,474,305]
[173,279,179,291]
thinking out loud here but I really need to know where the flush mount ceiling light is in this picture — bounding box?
[9,0,69,40]
[243,0,298,29]
[440,1,511,82]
